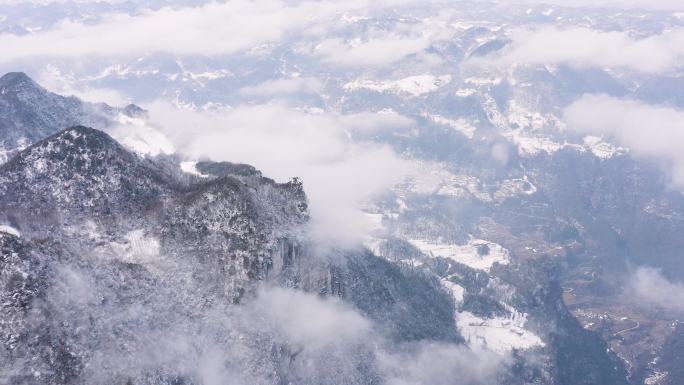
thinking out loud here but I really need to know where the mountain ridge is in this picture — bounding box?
[0,71,148,163]
[0,119,462,384]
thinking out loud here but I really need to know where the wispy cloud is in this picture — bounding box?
[504,0,684,10]
[36,261,504,384]
[246,287,373,349]
[379,343,505,385]
[313,35,431,68]
[38,64,130,105]
[239,77,324,97]
[627,267,684,315]
[0,0,458,70]
[564,94,684,187]
[146,101,413,247]
[0,1,363,62]
[472,27,684,74]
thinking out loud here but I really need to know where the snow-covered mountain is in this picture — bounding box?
[0,126,463,384]
[0,76,474,385]
[0,73,636,385]
[0,71,148,163]
[2,1,684,384]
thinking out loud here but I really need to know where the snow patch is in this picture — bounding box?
[493,176,537,200]
[397,161,489,201]
[363,236,384,256]
[398,162,537,203]
[180,161,208,177]
[457,310,544,354]
[0,224,21,237]
[503,130,563,156]
[465,77,502,86]
[645,371,668,385]
[88,64,159,81]
[340,13,369,24]
[455,88,477,97]
[507,100,560,132]
[583,135,624,159]
[423,113,477,139]
[408,237,510,272]
[443,279,465,304]
[108,114,175,157]
[110,230,161,264]
[0,144,8,164]
[16,138,29,151]
[344,75,451,96]
[480,95,564,157]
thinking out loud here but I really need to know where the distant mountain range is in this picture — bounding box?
[1,70,682,384]
[0,73,463,385]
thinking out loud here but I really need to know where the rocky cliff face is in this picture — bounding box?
[0,125,309,302]
[0,124,304,383]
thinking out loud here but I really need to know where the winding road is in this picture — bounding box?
[615,319,640,336]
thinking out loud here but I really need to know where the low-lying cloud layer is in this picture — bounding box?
[15,243,505,385]
[379,344,504,385]
[238,77,324,97]
[0,0,350,61]
[2,182,506,384]
[628,267,684,315]
[0,0,448,68]
[474,27,684,74]
[313,36,431,68]
[38,65,131,105]
[564,94,684,187]
[146,102,413,247]
[504,0,684,10]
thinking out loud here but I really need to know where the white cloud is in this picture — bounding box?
[491,143,510,166]
[313,35,431,68]
[4,1,682,72]
[628,267,684,314]
[340,110,414,134]
[245,287,505,384]
[0,1,365,62]
[107,121,176,157]
[0,0,455,67]
[0,0,131,4]
[239,77,324,97]
[379,343,506,385]
[247,287,372,350]
[473,27,684,74]
[505,0,684,10]
[38,65,130,105]
[71,87,129,106]
[564,94,684,187]
[146,101,412,247]
[249,288,507,384]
